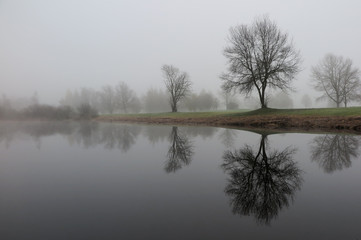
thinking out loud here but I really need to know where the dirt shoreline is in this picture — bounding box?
[96,115,361,134]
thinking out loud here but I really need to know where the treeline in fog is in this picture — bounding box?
[58,82,227,114]
[0,93,98,120]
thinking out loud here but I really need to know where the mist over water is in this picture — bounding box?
[1,121,361,239]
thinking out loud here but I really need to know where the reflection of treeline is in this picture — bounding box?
[0,122,220,153]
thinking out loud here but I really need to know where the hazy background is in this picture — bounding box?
[1,0,361,106]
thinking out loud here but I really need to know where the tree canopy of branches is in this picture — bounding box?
[162,64,192,112]
[311,54,361,107]
[221,16,301,108]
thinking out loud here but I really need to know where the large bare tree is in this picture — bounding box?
[162,64,192,112]
[221,16,301,108]
[311,54,360,107]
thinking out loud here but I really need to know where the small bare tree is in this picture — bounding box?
[312,54,360,107]
[221,16,301,108]
[162,64,192,112]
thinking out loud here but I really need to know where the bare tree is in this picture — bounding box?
[311,54,361,107]
[221,16,301,108]
[162,64,192,112]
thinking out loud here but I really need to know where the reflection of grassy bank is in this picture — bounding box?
[96,107,361,133]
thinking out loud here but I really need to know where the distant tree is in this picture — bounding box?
[311,54,361,107]
[60,89,81,108]
[183,90,219,112]
[221,16,301,108]
[269,92,293,109]
[77,103,98,119]
[219,89,239,110]
[60,88,100,112]
[162,64,192,112]
[183,93,199,111]
[129,96,142,113]
[99,85,117,114]
[301,94,312,108]
[115,82,140,113]
[23,104,74,120]
[142,88,169,113]
[197,90,219,111]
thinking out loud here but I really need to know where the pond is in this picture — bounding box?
[0,121,361,239]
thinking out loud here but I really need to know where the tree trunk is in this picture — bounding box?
[260,94,267,108]
[171,103,177,112]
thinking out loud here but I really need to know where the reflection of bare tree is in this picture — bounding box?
[165,127,194,173]
[219,128,237,148]
[222,134,302,225]
[311,135,360,173]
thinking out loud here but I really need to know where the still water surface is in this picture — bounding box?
[1,121,361,239]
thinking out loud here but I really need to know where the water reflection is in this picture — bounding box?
[142,125,170,144]
[99,124,141,151]
[222,134,302,225]
[0,122,142,152]
[165,126,194,173]
[183,126,218,139]
[219,128,237,148]
[310,134,360,173]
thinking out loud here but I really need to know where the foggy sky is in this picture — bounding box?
[1,0,361,105]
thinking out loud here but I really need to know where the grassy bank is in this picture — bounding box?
[235,107,361,117]
[96,107,361,133]
[101,107,361,119]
